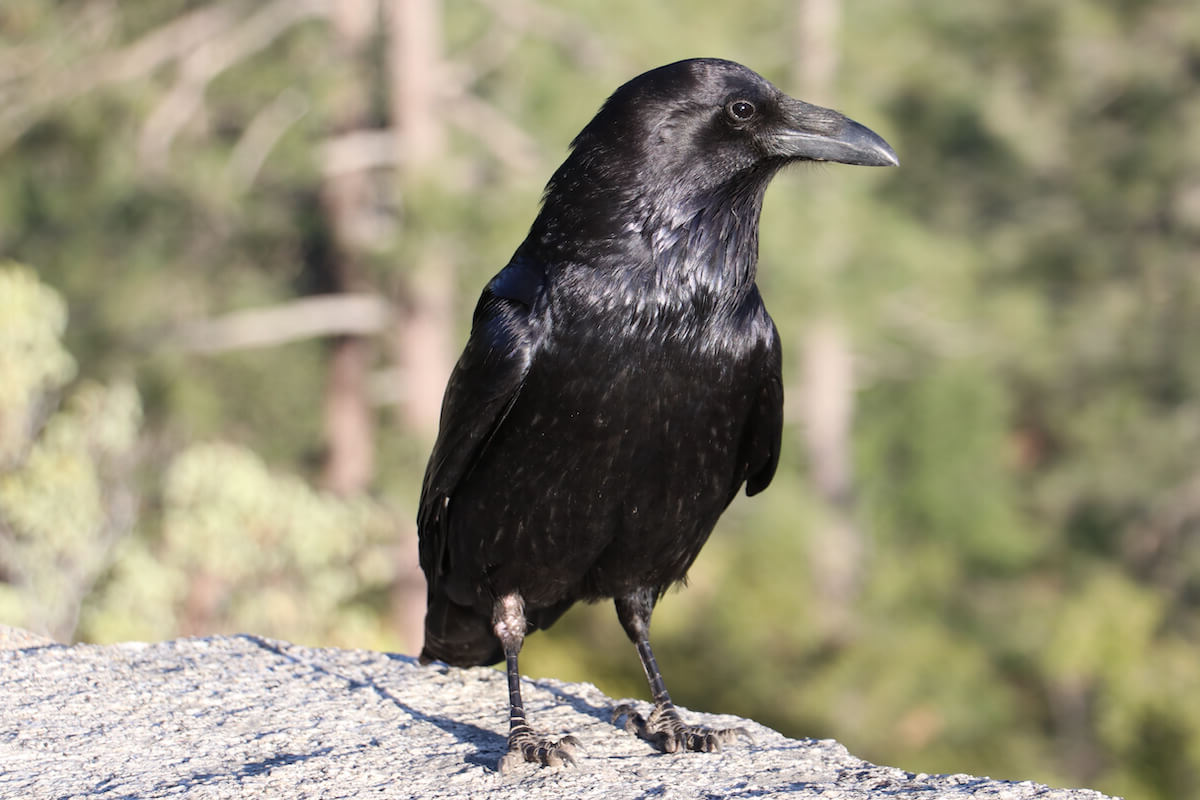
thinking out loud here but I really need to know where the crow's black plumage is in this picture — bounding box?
[417,58,897,771]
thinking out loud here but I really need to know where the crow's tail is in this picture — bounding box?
[419,593,503,667]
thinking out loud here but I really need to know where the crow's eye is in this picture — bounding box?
[727,100,756,122]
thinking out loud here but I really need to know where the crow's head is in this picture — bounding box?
[568,58,896,196]
[531,59,897,275]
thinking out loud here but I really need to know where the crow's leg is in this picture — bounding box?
[493,593,581,773]
[612,589,753,754]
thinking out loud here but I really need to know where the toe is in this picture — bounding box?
[726,726,755,746]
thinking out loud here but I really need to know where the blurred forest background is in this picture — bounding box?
[2,1,1198,798]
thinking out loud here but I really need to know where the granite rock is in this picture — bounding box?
[0,628,1120,799]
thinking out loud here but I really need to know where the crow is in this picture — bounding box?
[417,58,897,772]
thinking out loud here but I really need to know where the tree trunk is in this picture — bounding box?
[793,0,865,642]
[318,0,378,495]
[385,0,455,437]
[384,0,452,654]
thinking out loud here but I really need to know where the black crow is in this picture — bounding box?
[417,57,897,772]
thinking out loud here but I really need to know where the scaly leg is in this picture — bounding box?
[612,589,753,753]
[493,594,581,773]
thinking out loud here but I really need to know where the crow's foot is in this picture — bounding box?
[498,724,581,773]
[612,703,753,754]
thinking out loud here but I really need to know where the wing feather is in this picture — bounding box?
[417,255,546,583]
[742,322,783,497]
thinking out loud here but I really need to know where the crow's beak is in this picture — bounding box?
[768,97,899,167]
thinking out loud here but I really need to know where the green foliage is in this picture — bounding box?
[0,264,77,465]
[81,441,403,649]
[0,267,403,650]
[0,265,139,640]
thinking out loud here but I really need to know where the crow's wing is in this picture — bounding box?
[417,255,546,584]
[742,321,783,497]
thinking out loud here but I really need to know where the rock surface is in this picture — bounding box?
[0,627,1119,799]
